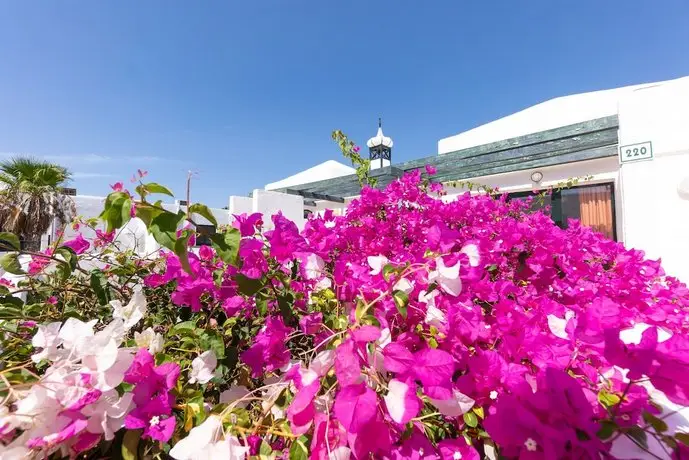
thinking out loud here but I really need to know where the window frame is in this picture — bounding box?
[508,182,617,241]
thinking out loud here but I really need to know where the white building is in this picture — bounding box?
[260,76,689,282]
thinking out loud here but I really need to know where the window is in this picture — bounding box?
[195,225,216,247]
[509,183,616,240]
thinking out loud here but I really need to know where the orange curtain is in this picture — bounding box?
[578,186,614,239]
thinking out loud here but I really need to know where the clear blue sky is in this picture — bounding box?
[1,1,688,207]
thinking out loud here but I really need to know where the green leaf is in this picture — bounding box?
[289,436,309,460]
[472,406,485,419]
[277,293,295,325]
[643,411,669,433]
[54,247,78,280]
[0,232,20,251]
[0,252,25,275]
[210,227,241,266]
[597,420,618,440]
[355,299,368,323]
[121,429,141,460]
[626,426,648,449]
[149,210,185,251]
[259,440,273,456]
[382,264,397,282]
[189,203,218,227]
[393,290,409,318]
[235,274,264,296]
[144,182,174,197]
[676,432,689,446]
[99,191,132,232]
[134,202,164,227]
[597,389,621,408]
[200,330,225,359]
[175,229,193,274]
[90,269,111,306]
[463,411,478,428]
[172,321,198,332]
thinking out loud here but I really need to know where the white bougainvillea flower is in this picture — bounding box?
[189,350,217,385]
[425,303,447,329]
[384,379,422,424]
[92,349,135,391]
[31,322,62,363]
[547,310,575,340]
[309,349,336,377]
[82,390,134,440]
[58,317,97,352]
[429,389,475,416]
[367,255,389,276]
[418,290,446,329]
[393,277,414,294]
[461,243,481,267]
[134,327,164,354]
[220,386,250,409]
[428,257,462,296]
[303,253,325,280]
[170,415,248,460]
[80,319,126,372]
[109,289,147,330]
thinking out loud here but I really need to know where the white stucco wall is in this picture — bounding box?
[229,196,254,216]
[252,189,305,230]
[617,77,689,282]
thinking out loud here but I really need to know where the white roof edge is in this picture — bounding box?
[438,76,689,155]
[265,160,356,190]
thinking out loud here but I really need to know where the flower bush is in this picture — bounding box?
[1,169,689,459]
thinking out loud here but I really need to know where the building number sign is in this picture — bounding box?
[619,141,653,164]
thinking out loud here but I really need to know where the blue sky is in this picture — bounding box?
[1,1,688,207]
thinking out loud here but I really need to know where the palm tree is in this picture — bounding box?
[0,157,76,251]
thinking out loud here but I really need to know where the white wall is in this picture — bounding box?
[617,77,689,282]
[229,196,253,216]
[252,189,305,230]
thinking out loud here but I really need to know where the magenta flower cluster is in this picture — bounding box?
[143,169,689,458]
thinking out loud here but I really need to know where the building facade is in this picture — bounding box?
[261,76,689,282]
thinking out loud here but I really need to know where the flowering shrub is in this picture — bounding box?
[1,169,689,459]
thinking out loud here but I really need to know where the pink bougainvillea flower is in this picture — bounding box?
[27,417,88,449]
[335,339,362,386]
[240,317,291,377]
[333,382,378,434]
[94,229,115,248]
[110,182,124,192]
[437,438,480,460]
[383,342,416,374]
[233,212,263,237]
[62,234,90,255]
[124,393,176,442]
[384,378,421,424]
